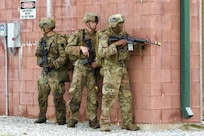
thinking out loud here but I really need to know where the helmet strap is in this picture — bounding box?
[86,22,96,33]
[111,26,121,34]
[43,28,53,36]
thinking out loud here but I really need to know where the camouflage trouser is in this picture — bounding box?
[100,65,133,127]
[37,71,66,122]
[68,66,99,122]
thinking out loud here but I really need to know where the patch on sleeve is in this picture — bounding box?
[102,34,108,41]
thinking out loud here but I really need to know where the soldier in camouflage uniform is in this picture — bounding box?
[98,14,142,131]
[34,17,68,125]
[65,13,100,129]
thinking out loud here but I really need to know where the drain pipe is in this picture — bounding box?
[199,0,202,122]
[180,0,194,119]
[3,36,9,116]
[46,0,52,17]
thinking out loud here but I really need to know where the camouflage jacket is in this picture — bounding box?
[98,28,130,66]
[65,29,97,70]
[98,28,143,67]
[35,33,68,69]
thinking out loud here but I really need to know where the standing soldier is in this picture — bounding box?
[98,14,142,131]
[65,12,100,129]
[34,17,68,125]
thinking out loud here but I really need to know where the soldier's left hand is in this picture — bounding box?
[144,42,150,46]
[144,39,150,46]
[45,63,55,69]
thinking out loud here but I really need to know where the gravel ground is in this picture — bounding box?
[0,116,204,136]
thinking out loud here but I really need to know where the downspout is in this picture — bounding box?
[46,0,52,17]
[199,0,202,122]
[180,0,194,118]
[4,36,8,116]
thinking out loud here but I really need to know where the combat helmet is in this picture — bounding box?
[39,17,55,29]
[83,12,98,23]
[108,14,125,28]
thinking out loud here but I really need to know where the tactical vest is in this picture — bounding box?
[45,33,71,83]
[54,33,73,82]
[68,29,96,64]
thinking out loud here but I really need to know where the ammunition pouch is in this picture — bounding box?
[55,64,70,83]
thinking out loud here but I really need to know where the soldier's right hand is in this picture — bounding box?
[91,61,97,69]
[80,46,89,57]
[114,39,127,47]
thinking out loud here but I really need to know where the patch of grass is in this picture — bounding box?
[179,124,204,131]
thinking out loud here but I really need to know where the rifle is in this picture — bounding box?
[108,35,161,51]
[81,39,95,65]
[81,39,99,91]
[41,37,49,75]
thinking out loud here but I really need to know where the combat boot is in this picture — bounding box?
[89,119,100,129]
[67,118,78,127]
[122,124,140,131]
[100,124,111,132]
[34,118,46,124]
[57,119,66,125]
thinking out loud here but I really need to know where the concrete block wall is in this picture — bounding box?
[0,0,201,124]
